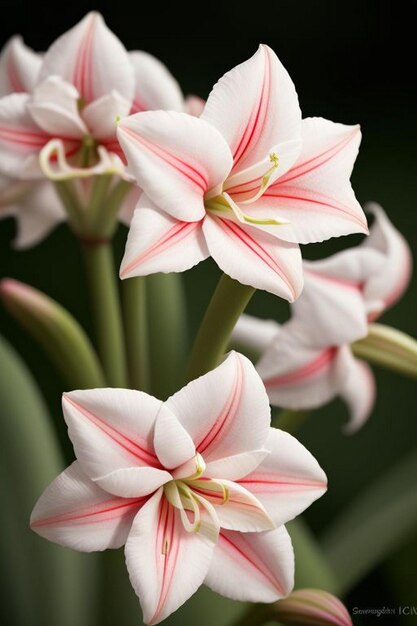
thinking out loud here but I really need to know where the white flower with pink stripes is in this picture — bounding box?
[117,44,367,300]
[0,12,198,184]
[233,204,412,431]
[30,351,327,624]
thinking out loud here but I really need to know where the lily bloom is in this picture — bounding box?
[233,205,412,432]
[0,37,65,246]
[118,44,367,300]
[31,351,327,624]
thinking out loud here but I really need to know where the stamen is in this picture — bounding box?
[39,139,124,181]
[206,191,288,227]
[239,151,280,205]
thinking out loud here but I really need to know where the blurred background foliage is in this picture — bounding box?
[0,0,416,624]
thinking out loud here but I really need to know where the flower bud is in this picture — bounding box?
[273,588,352,626]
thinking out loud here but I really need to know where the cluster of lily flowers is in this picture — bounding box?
[0,11,413,626]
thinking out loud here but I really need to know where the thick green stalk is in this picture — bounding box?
[122,276,150,392]
[82,243,128,387]
[273,408,310,434]
[186,274,255,382]
[147,273,187,399]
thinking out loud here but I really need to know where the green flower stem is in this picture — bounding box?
[122,276,151,392]
[98,179,132,239]
[86,174,113,233]
[272,409,310,434]
[54,180,85,234]
[186,274,255,382]
[147,273,188,399]
[352,323,417,380]
[82,242,128,387]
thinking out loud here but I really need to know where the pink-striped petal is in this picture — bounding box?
[205,526,294,603]
[28,76,87,138]
[252,117,367,243]
[117,110,232,221]
[38,12,134,104]
[129,51,184,113]
[30,461,145,551]
[362,203,413,318]
[257,328,342,410]
[192,479,274,532]
[120,197,208,279]
[0,93,49,177]
[337,347,376,433]
[125,489,218,625]
[82,90,131,140]
[0,36,42,95]
[232,313,281,353]
[238,429,327,526]
[203,213,303,301]
[62,388,164,481]
[93,466,171,498]
[154,404,196,469]
[165,351,270,464]
[202,44,301,177]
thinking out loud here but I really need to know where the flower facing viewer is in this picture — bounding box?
[118,44,367,300]
[31,352,327,624]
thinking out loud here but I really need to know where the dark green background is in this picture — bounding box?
[1,1,416,624]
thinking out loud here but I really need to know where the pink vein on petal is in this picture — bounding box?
[121,125,209,192]
[196,355,243,455]
[73,14,96,102]
[216,217,296,299]
[263,347,338,388]
[151,501,180,625]
[304,268,363,292]
[219,532,285,596]
[64,395,161,467]
[120,220,202,277]
[232,46,271,170]
[0,126,49,148]
[31,496,146,528]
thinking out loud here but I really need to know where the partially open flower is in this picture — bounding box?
[31,351,326,624]
[273,588,353,626]
[233,205,412,431]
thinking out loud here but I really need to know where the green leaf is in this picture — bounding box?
[321,450,417,595]
[0,335,98,626]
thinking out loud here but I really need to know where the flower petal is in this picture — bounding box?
[92,466,171,498]
[117,110,232,221]
[202,44,301,176]
[203,213,303,300]
[255,117,367,243]
[62,388,164,480]
[193,479,274,532]
[125,489,218,625]
[11,180,65,248]
[205,526,294,602]
[82,90,131,140]
[38,12,134,104]
[238,429,327,526]
[28,76,87,138]
[30,461,145,551]
[337,347,376,433]
[165,351,270,462]
[129,51,184,113]
[363,203,413,317]
[204,449,269,482]
[257,328,342,410]
[232,313,280,354]
[120,197,208,279]
[0,36,42,95]
[154,404,196,469]
[0,93,48,177]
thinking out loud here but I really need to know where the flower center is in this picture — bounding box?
[204,152,288,227]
